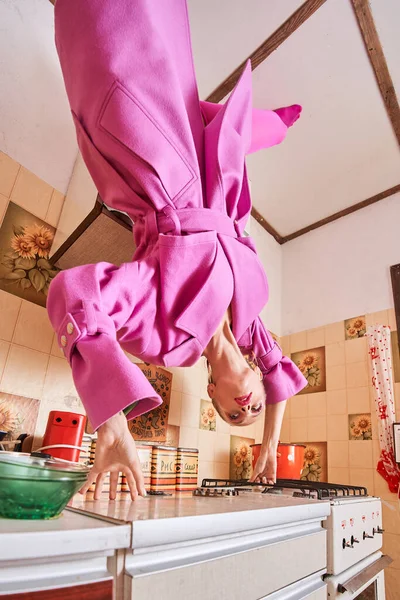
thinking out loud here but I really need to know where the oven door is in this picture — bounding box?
[325,551,391,599]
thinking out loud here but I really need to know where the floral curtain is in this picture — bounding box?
[367,325,400,493]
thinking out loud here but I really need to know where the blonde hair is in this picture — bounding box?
[206,353,258,384]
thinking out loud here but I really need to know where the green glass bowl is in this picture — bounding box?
[0,454,88,480]
[0,475,87,519]
[0,453,89,519]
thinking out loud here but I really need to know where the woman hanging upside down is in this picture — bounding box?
[48,0,307,499]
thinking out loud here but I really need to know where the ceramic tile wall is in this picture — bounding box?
[2,149,400,593]
[281,309,400,593]
[0,152,78,444]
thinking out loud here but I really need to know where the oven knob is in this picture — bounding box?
[376,526,384,534]
[351,536,359,544]
[363,531,374,539]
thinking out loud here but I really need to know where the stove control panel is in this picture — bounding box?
[324,498,383,576]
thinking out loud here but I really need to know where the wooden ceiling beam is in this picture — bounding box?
[251,207,284,244]
[206,0,328,104]
[351,0,400,146]
[209,0,329,239]
[281,184,400,243]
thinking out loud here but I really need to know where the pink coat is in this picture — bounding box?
[48,0,307,430]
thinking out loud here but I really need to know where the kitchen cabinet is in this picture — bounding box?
[0,510,130,598]
[0,492,330,600]
[2,580,112,600]
[70,492,331,600]
[125,532,327,600]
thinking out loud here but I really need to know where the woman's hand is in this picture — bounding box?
[251,400,287,484]
[80,412,146,501]
[250,444,280,485]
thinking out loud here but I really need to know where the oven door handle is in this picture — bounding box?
[337,555,393,594]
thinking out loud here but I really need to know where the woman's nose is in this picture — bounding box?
[241,404,251,413]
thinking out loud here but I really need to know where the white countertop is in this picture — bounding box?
[0,491,331,562]
[70,490,331,549]
[0,508,131,561]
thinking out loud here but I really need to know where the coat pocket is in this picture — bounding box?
[98,81,196,201]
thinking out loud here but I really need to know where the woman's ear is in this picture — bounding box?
[207,383,216,399]
[255,365,263,382]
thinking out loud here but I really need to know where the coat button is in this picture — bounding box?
[67,322,74,335]
[60,335,67,347]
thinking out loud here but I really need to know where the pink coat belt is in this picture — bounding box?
[142,207,240,239]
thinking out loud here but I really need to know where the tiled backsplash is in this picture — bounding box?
[280,310,400,493]
[280,311,400,589]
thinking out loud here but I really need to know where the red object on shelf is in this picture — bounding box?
[42,411,86,462]
[250,443,306,480]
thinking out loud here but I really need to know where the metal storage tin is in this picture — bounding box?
[176,447,199,491]
[121,443,152,492]
[79,435,94,466]
[87,438,121,494]
[89,438,97,465]
[87,438,97,493]
[151,445,177,492]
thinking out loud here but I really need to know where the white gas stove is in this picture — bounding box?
[197,479,392,599]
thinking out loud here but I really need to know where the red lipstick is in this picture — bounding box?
[234,393,252,406]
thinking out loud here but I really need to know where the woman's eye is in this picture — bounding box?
[230,413,240,421]
[251,404,262,414]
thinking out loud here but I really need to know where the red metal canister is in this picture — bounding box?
[42,411,86,462]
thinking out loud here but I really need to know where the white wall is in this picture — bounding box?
[0,0,77,193]
[249,216,283,336]
[282,194,400,335]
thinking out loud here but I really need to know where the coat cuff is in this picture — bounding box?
[260,346,308,404]
[69,331,162,431]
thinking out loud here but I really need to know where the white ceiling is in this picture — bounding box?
[189,0,400,237]
[187,0,304,98]
[0,0,77,193]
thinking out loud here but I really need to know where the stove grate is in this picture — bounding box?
[200,478,368,500]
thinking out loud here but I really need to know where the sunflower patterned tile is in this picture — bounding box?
[0,202,60,308]
[291,347,326,395]
[300,441,328,482]
[344,316,366,340]
[230,435,254,480]
[348,413,372,441]
[199,399,217,432]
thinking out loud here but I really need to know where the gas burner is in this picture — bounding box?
[193,487,239,497]
[263,487,284,495]
[292,491,314,499]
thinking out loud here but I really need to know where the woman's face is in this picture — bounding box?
[207,367,265,425]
